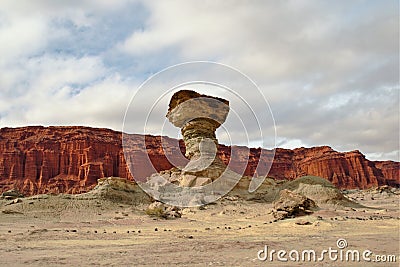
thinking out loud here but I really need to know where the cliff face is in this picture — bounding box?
[271,147,388,189]
[374,161,400,187]
[0,126,398,195]
[0,126,127,195]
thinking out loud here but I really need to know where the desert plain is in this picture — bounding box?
[0,180,398,267]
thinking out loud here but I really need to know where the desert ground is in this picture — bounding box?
[0,182,399,267]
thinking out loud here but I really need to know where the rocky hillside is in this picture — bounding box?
[0,126,398,195]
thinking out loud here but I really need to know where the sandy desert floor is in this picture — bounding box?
[0,189,399,266]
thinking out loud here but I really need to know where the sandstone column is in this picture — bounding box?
[166,90,230,180]
[143,89,242,205]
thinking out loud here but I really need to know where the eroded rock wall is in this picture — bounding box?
[0,126,398,195]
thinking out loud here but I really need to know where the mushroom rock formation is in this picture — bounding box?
[166,90,229,160]
[139,89,243,206]
[165,90,233,184]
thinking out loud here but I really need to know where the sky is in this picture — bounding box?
[0,0,398,161]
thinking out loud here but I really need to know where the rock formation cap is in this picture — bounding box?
[166,90,230,128]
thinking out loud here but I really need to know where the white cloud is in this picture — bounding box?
[0,0,398,161]
[0,16,47,63]
[0,54,135,130]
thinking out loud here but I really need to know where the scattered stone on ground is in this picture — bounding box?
[29,229,48,235]
[2,209,23,215]
[295,220,312,225]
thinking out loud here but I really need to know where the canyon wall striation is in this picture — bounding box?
[0,126,398,195]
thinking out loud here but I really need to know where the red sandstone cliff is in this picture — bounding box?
[374,161,400,187]
[0,126,398,195]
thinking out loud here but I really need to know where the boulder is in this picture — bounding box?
[282,176,358,207]
[272,189,317,220]
[1,189,24,199]
[145,201,182,219]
